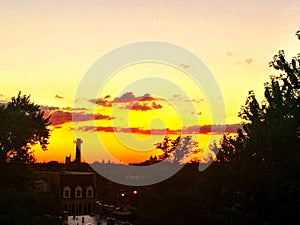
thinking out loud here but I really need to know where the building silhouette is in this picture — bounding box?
[75,138,83,163]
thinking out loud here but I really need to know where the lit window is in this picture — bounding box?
[63,186,71,198]
[75,186,82,198]
[86,186,93,198]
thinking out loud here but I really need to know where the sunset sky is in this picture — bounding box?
[1,0,299,164]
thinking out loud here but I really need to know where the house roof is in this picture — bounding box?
[61,171,95,189]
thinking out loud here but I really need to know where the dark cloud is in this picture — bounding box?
[55,94,64,99]
[114,92,156,103]
[225,123,243,132]
[44,110,113,126]
[152,102,162,109]
[89,98,112,107]
[89,93,157,108]
[40,105,61,111]
[89,92,163,111]
[182,125,201,134]
[69,112,113,124]
[124,101,163,111]
[114,92,136,102]
[94,114,114,120]
[63,107,87,111]
[48,111,72,125]
[182,124,242,134]
[78,126,115,132]
[127,102,152,111]
[41,105,86,112]
[77,126,179,135]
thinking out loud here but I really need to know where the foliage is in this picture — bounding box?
[0,93,57,224]
[214,29,300,224]
[155,135,200,164]
[0,92,51,164]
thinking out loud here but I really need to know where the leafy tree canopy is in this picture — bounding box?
[0,92,51,164]
[155,135,200,164]
[218,30,300,166]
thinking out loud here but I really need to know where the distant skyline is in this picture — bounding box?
[1,0,300,163]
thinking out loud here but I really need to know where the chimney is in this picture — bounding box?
[65,154,71,164]
[74,138,83,163]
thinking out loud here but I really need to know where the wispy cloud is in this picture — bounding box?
[41,105,86,112]
[77,123,242,135]
[90,92,163,111]
[0,94,9,104]
[245,58,253,65]
[125,102,152,111]
[179,63,189,69]
[89,97,112,107]
[114,92,156,103]
[151,102,163,109]
[169,94,204,104]
[123,101,163,111]
[49,111,113,126]
[40,105,111,126]
[226,51,233,56]
[55,94,64,99]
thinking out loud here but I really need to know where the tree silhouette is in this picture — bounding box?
[173,136,198,164]
[131,29,300,225]
[0,92,51,164]
[216,29,300,224]
[0,93,58,224]
[219,29,299,165]
[156,135,199,164]
[155,136,173,161]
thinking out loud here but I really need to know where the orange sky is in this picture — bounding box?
[1,0,300,163]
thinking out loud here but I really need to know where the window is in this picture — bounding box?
[63,186,71,198]
[87,203,92,213]
[75,186,82,198]
[79,203,82,214]
[86,186,93,198]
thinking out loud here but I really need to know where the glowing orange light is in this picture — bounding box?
[121,193,125,197]
[133,190,138,195]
